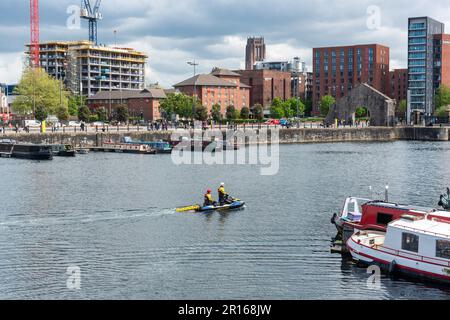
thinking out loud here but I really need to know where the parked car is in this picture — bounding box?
[23,120,41,127]
[264,119,281,125]
[68,121,81,126]
[280,119,293,128]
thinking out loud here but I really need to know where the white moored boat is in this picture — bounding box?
[347,214,450,285]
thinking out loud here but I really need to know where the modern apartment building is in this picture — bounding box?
[27,41,147,97]
[407,17,447,117]
[312,44,390,114]
[245,37,266,70]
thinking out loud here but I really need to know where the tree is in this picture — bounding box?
[397,100,407,115]
[226,105,237,120]
[78,105,91,122]
[435,105,450,118]
[13,68,69,118]
[319,95,335,116]
[286,98,305,118]
[435,85,450,109]
[96,107,108,122]
[115,105,129,123]
[159,93,198,120]
[34,105,48,122]
[194,105,208,121]
[211,104,222,122]
[270,106,284,119]
[251,104,264,121]
[355,106,368,118]
[240,107,250,119]
[68,95,85,117]
[56,106,69,122]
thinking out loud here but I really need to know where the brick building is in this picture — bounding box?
[236,69,292,108]
[245,37,266,70]
[86,88,166,122]
[312,44,390,114]
[388,69,408,103]
[173,68,251,113]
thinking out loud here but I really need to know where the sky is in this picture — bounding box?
[0,0,449,88]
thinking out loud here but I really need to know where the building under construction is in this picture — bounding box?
[26,40,147,97]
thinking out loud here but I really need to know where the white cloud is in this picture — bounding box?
[0,52,25,84]
[1,0,450,87]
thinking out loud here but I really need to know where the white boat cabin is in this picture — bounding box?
[341,197,370,222]
[383,216,450,262]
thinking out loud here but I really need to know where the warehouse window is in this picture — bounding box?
[402,233,419,253]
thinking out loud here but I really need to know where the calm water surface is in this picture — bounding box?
[0,141,449,299]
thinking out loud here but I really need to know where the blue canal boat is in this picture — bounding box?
[122,137,172,154]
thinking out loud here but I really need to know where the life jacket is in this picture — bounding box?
[218,187,227,201]
[204,193,213,204]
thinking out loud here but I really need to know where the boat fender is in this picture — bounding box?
[388,260,397,274]
[331,213,337,225]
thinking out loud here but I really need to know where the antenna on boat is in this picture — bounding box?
[385,184,389,202]
[369,186,373,199]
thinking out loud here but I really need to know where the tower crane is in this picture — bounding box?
[29,0,40,67]
[81,0,103,45]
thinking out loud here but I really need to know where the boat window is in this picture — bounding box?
[402,233,419,253]
[436,240,450,260]
[376,213,393,226]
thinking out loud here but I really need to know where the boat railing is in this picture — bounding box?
[374,245,450,267]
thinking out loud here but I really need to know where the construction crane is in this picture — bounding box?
[29,0,40,67]
[81,0,103,45]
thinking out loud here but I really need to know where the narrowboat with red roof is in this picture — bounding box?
[347,214,450,285]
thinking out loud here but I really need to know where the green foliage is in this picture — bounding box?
[240,107,250,120]
[89,114,99,123]
[319,95,335,116]
[194,105,208,121]
[78,105,91,122]
[34,105,48,122]
[211,104,222,122]
[115,105,129,123]
[270,106,284,119]
[96,107,108,122]
[435,105,450,118]
[226,105,238,120]
[68,95,85,117]
[12,68,69,118]
[251,104,264,121]
[355,106,368,118]
[159,93,198,120]
[435,85,450,109]
[56,106,69,122]
[285,97,305,118]
[397,100,407,114]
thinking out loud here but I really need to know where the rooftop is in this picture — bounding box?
[390,217,450,239]
[87,88,166,101]
[174,74,237,88]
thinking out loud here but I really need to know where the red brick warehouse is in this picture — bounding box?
[312,44,390,115]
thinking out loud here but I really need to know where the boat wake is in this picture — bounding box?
[0,207,176,229]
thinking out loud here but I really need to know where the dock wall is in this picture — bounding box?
[1,127,448,146]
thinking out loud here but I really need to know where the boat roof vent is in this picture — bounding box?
[400,214,422,221]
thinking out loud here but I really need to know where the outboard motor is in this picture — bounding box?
[438,188,450,210]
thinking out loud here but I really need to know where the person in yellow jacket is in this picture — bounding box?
[204,189,216,207]
[218,182,232,205]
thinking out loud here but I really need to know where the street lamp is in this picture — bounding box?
[187,60,198,126]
